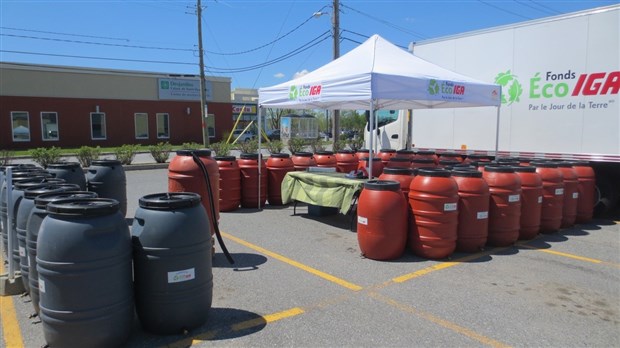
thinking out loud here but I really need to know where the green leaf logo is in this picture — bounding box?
[428,79,439,95]
[160,81,170,89]
[494,70,522,105]
[289,85,298,100]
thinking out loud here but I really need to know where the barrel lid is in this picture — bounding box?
[438,152,461,157]
[315,151,334,155]
[139,192,201,210]
[388,157,411,162]
[484,165,516,173]
[240,153,259,160]
[466,154,492,160]
[416,150,436,155]
[412,158,435,164]
[417,168,451,177]
[90,159,122,166]
[293,151,313,157]
[24,184,80,199]
[364,180,401,191]
[379,149,396,153]
[571,161,591,166]
[14,177,65,190]
[214,156,237,161]
[530,161,558,168]
[359,157,380,161]
[396,149,415,155]
[176,149,212,157]
[46,198,119,216]
[453,164,476,169]
[451,169,483,178]
[555,161,577,167]
[382,168,415,175]
[439,159,460,165]
[269,153,291,159]
[35,191,98,209]
[337,150,355,154]
[47,162,82,169]
[357,149,370,153]
[513,166,537,173]
[496,157,520,163]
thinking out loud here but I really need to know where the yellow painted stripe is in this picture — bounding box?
[232,307,304,332]
[0,255,25,348]
[222,232,363,291]
[519,244,603,264]
[368,292,511,348]
[392,249,505,283]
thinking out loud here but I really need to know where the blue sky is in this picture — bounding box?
[1,0,617,90]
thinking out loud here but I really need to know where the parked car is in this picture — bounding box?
[267,129,280,141]
[232,129,256,142]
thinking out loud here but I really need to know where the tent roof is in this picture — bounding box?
[258,34,501,110]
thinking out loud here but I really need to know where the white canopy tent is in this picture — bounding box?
[256,34,501,201]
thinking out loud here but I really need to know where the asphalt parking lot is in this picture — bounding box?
[2,166,619,347]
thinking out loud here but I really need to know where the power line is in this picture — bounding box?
[340,2,426,40]
[0,33,195,52]
[0,49,197,65]
[0,26,129,42]
[528,0,562,15]
[477,0,533,20]
[514,0,556,15]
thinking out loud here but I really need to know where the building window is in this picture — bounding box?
[41,112,59,141]
[207,113,215,138]
[156,113,169,139]
[11,111,30,142]
[90,112,107,140]
[134,113,149,139]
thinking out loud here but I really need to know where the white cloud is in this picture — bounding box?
[274,72,285,79]
[293,69,309,79]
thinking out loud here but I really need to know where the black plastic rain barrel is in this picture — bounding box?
[47,162,87,190]
[38,198,133,348]
[86,159,127,216]
[132,192,213,334]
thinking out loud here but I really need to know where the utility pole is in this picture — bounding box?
[331,0,340,145]
[197,0,209,146]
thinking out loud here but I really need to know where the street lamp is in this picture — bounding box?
[313,1,340,146]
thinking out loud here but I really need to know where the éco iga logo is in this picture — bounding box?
[427,79,465,97]
[495,69,620,105]
[288,84,322,100]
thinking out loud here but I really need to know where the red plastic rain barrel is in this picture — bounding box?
[438,159,461,169]
[395,149,416,160]
[411,158,436,169]
[483,165,522,246]
[168,150,220,236]
[514,166,543,240]
[266,153,294,205]
[215,156,241,212]
[573,161,596,223]
[452,169,490,253]
[378,149,397,166]
[386,157,412,169]
[356,149,371,161]
[531,161,564,233]
[335,150,359,173]
[238,153,268,208]
[357,180,408,260]
[464,154,492,164]
[291,152,316,171]
[415,150,439,164]
[557,161,579,228]
[379,168,416,201]
[408,168,459,259]
[358,157,384,178]
[439,152,463,163]
[314,151,337,168]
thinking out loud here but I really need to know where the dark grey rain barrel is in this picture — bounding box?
[27,191,98,314]
[47,162,87,190]
[132,192,213,335]
[16,184,80,293]
[86,159,127,216]
[37,198,133,348]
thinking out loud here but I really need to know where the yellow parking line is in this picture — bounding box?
[519,244,603,264]
[368,291,511,348]
[222,232,363,291]
[392,248,507,283]
[0,255,25,348]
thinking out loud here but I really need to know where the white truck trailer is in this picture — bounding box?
[368,4,619,214]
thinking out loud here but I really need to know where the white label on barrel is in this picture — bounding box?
[509,194,520,203]
[477,211,489,219]
[573,192,579,199]
[538,196,543,203]
[168,268,195,284]
[555,188,564,195]
[39,279,45,293]
[444,203,457,211]
[19,246,25,257]
[358,216,368,225]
